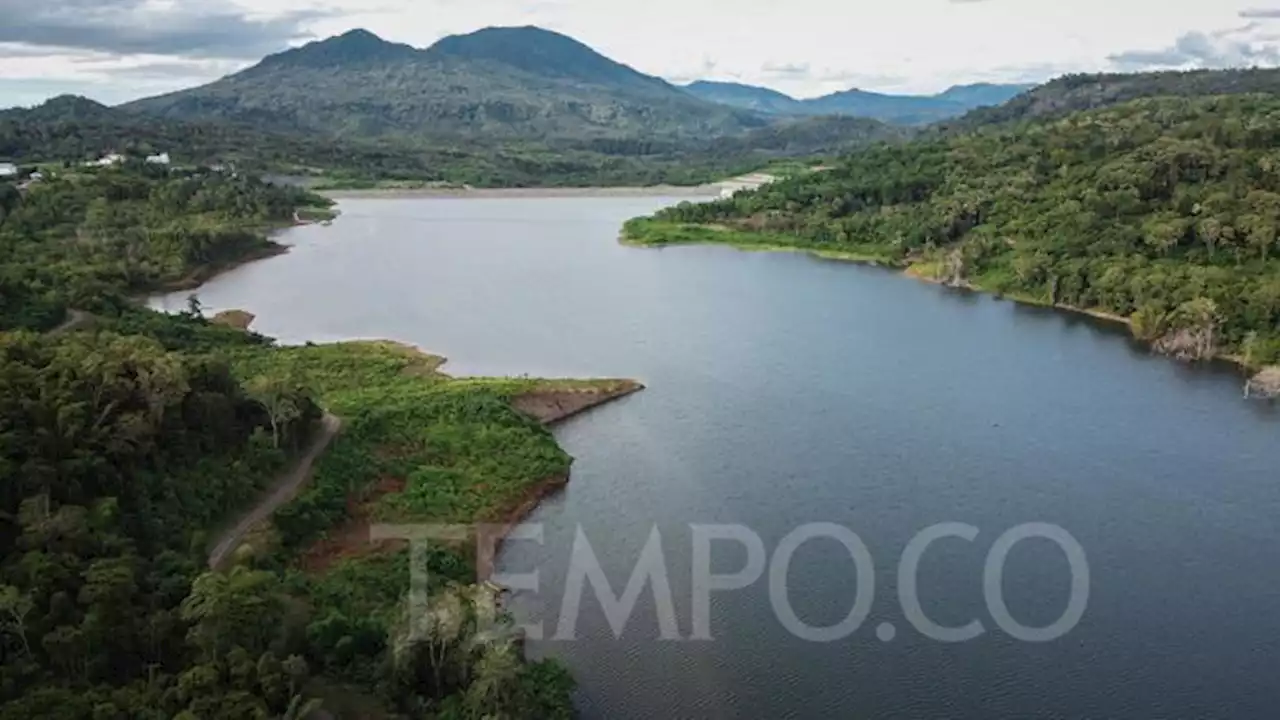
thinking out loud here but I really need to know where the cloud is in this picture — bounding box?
[664,56,724,84]
[0,0,333,58]
[1108,24,1280,72]
[101,60,243,80]
[761,61,812,78]
[0,42,78,59]
[817,69,908,87]
[1240,7,1280,19]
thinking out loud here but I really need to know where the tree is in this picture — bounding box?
[181,567,286,660]
[0,585,34,657]
[247,373,307,450]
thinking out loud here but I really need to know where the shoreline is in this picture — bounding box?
[479,383,644,581]
[153,241,290,294]
[623,231,1259,376]
[322,185,724,200]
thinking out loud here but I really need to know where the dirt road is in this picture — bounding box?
[208,412,342,569]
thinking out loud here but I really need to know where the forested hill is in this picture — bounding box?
[0,95,461,180]
[2,93,910,189]
[683,80,1031,124]
[627,94,1280,367]
[0,163,331,330]
[682,81,811,115]
[0,165,581,717]
[123,26,765,141]
[950,67,1280,129]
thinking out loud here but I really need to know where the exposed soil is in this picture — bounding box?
[211,309,256,330]
[510,381,644,425]
[299,476,407,574]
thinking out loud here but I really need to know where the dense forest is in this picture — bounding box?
[0,96,418,175]
[628,93,1280,367]
[1,95,897,190]
[0,166,582,717]
[0,161,329,331]
[947,67,1280,130]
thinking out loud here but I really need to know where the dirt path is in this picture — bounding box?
[208,412,342,570]
[49,309,91,335]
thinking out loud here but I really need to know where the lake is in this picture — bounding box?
[154,197,1280,719]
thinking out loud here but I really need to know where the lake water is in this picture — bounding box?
[155,197,1280,719]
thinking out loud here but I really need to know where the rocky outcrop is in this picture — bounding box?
[1245,367,1280,399]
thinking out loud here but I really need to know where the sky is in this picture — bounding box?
[2,0,1280,108]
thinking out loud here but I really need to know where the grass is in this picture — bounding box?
[621,218,898,265]
[223,339,636,711]
[229,340,634,561]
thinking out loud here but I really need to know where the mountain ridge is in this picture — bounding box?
[683,79,1033,124]
[122,26,767,142]
[948,67,1280,129]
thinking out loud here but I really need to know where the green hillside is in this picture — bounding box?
[626,93,1280,366]
[951,68,1280,129]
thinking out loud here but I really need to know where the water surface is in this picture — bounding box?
[155,197,1280,719]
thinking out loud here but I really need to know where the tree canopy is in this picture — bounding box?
[0,164,578,717]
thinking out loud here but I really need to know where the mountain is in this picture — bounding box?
[253,28,420,69]
[425,26,670,92]
[933,83,1032,107]
[951,68,1280,129]
[701,115,911,158]
[801,88,966,125]
[683,80,1032,124]
[123,27,767,141]
[682,81,804,115]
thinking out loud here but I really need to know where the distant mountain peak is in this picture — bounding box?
[41,95,111,112]
[681,80,801,114]
[253,28,420,70]
[120,24,761,141]
[4,94,114,120]
[433,25,582,48]
[424,25,664,89]
[685,79,1036,124]
[336,28,381,41]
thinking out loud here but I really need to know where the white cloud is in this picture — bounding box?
[1109,19,1280,71]
[1,0,1276,107]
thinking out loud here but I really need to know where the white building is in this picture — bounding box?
[0,163,16,178]
[146,152,171,165]
[87,153,125,167]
